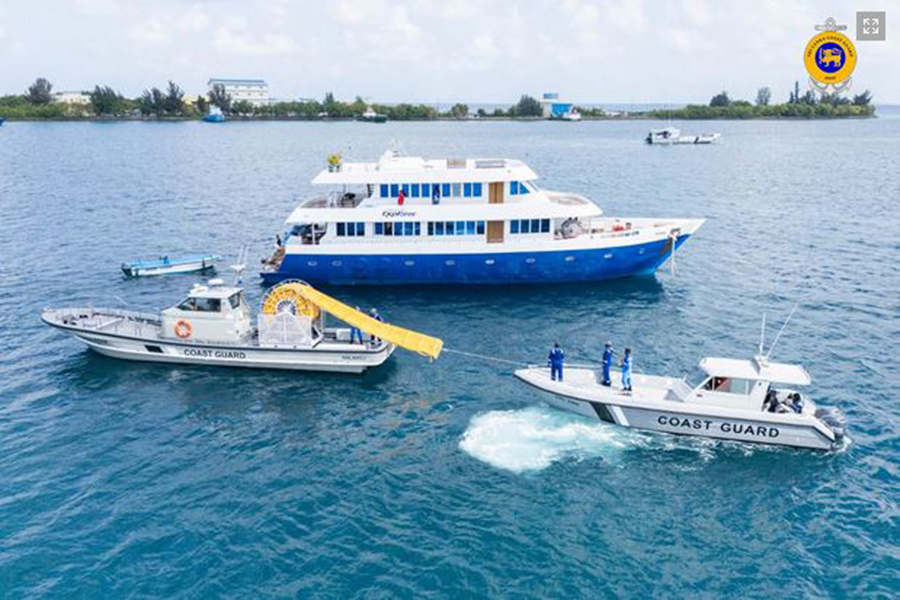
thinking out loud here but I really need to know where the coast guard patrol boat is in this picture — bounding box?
[515,345,846,450]
[42,278,442,373]
[260,150,704,285]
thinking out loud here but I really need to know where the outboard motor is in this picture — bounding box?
[816,407,847,442]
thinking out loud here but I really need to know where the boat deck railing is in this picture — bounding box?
[301,191,368,209]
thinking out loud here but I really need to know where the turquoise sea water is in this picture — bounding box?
[0,118,898,598]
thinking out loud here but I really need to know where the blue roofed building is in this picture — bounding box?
[540,93,574,118]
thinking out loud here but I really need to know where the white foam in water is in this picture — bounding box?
[459,406,629,473]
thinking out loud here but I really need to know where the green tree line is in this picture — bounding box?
[649,83,874,119]
[0,78,875,121]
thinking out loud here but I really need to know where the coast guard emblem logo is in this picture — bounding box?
[804,17,857,94]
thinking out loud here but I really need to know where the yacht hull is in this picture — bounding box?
[262,234,692,285]
[516,368,839,450]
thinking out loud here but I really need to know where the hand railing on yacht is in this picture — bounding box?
[301,191,368,209]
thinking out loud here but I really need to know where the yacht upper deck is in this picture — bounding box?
[312,151,538,185]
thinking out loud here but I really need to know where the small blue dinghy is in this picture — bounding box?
[121,255,221,277]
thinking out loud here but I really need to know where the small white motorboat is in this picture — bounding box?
[42,279,442,373]
[515,315,845,450]
[647,128,721,145]
[515,355,844,450]
[645,127,680,145]
[121,254,221,277]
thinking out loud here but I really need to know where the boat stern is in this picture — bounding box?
[814,406,848,448]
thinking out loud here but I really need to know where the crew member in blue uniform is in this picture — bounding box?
[350,306,364,344]
[602,342,614,386]
[548,342,565,382]
[621,348,633,392]
[369,308,385,345]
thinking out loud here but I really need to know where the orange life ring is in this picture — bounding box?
[174,320,192,339]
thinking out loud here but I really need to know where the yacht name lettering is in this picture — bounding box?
[657,415,780,438]
[381,209,416,218]
[183,348,247,360]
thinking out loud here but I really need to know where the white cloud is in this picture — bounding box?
[682,0,712,27]
[214,27,295,56]
[468,35,500,61]
[178,6,210,33]
[336,0,381,24]
[130,17,169,46]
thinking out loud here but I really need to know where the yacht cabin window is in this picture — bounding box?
[380,182,483,200]
[228,294,242,310]
[510,219,551,234]
[336,222,366,237]
[510,181,531,195]
[427,221,486,236]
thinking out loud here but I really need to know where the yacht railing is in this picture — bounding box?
[301,191,367,209]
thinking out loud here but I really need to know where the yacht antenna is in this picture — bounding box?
[230,245,248,286]
[758,312,766,355]
[766,303,798,360]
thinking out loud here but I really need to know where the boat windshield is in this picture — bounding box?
[177,297,221,312]
[687,369,708,389]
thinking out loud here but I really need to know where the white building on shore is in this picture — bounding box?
[52,91,90,105]
[207,78,269,107]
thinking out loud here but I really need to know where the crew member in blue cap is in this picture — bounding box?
[602,341,614,386]
[369,307,385,346]
[548,342,565,382]
[350,306,364,344]
[621,348,633,392]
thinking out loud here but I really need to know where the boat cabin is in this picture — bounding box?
[688,355,811,412]
[278,150,606,250]
[161,280,252,343]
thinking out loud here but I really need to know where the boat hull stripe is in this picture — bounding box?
[262,235,691,285]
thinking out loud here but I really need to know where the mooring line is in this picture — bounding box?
[442,348,530,367]
[442,348,647,376]
[443,348,610,371]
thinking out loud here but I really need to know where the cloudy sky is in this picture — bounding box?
[1,0,896,104]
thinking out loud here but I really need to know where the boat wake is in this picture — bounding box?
[459,406,631,473]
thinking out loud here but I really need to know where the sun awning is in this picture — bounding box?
[297,286,443,360]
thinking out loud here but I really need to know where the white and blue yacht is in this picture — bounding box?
[260,150,704,285]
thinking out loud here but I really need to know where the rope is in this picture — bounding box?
[442,348,530,367]
[442,348,654,378]
[443,349,612,372]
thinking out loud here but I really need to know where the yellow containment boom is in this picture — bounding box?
[297,285,443,360]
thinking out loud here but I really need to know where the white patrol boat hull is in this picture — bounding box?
[514,367,841,450]
[124,262,212,277]
[42,308,394,374]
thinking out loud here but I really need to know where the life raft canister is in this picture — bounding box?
[174,319,192,339]
[260,281,320,319]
